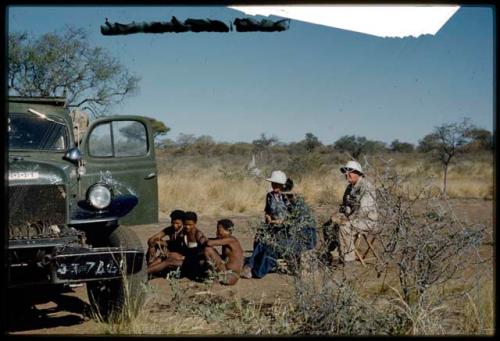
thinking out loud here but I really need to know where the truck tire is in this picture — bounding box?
[86,225,146,321]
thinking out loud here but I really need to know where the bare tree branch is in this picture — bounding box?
[8,27,140,118]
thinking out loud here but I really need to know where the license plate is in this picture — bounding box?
[56,259,122,279]
[54,249,143,281]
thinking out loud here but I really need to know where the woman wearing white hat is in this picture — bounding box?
[241,170,291,279]
[323,160,378,264]
[264,170,289,226]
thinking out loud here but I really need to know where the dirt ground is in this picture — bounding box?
[7,199,494,335]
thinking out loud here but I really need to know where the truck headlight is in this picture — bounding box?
[87,183,112,209]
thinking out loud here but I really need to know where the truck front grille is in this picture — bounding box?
[9,185,67,240]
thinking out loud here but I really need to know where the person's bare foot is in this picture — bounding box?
[240,265,252,279]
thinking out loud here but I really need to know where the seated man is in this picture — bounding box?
[323,160,378,264]
[179,211,209,280]
[202,219,244,286]
[147,209,187,276]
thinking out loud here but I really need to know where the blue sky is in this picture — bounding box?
[7,6,494,145]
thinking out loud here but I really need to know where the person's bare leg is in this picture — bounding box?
[168,252,185,262]
[147,254,185,274]
[221,272,239,286]
[148,257,163,267]
[203,247,225,272]
[202,247,240,285]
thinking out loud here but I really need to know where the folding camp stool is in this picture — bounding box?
[353,233,381,267]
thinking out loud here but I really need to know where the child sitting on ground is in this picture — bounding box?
[147,209,187,276]
[202,219,244,285]
[180,211,209,280]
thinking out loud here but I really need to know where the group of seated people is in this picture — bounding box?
[147,210,244,285]
[147,161,377,285]
[146,171,319,285]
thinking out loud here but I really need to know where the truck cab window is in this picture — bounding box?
[113,121,148,157]
[8,113,68,151]
[88,122,112,157]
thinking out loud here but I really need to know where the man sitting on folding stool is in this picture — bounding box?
[323,160,378,265]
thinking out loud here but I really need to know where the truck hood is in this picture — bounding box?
[8,155,72,186]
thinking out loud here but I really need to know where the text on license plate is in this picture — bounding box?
[56,259,124,278]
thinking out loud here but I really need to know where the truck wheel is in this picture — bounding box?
[86,225,146,322]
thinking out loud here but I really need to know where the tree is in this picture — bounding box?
[417,134,437,153]
[156,138,175,150]
[333,135,363,158]
[193,135,216,154]
[176,133,197,152]
[252,133,279,155]
[8,27,139,117]
[390,139,414,153]
[418,118,474,195]
[114,116,169,147]
[464,128,493,151]
[363,140,387,154]
[333,135,371,158]
[118,122,147,142]
[303,132,323,153]
[146,117,170,140]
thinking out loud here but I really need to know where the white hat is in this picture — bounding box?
[265,170,287,185]
[340,160,364,175]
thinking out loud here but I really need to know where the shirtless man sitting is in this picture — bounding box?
[147,209,187,276]
[202,219,244,286]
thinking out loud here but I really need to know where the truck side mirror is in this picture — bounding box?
[64,147,83,164]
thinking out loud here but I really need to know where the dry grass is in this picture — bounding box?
[93,272,216,335]
[94,257,494,335]
[157,165,266,216]
[157,153,493,217]
[460,277,495,335]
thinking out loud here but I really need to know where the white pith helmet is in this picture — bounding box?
[340,160,364,175]
[265,170,287,185]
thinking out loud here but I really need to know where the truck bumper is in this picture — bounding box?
[8,244,144,287]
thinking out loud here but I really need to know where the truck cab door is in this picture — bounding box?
[79,116,158,225]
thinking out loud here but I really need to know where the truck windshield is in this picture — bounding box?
[9,113,69,151]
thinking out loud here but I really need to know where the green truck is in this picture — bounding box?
[8,96,158,319]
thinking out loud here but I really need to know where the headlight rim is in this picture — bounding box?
[86,182,113,210]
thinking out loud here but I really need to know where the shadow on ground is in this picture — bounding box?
[7,285,91,332]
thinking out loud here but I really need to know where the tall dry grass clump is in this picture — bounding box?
[460,278,495,335]
[94,270,214,334]
[157,158,267,216]
[388,152,493,199]
[294,173,345,206]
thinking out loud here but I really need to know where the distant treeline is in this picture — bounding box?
[156,128,493,158]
